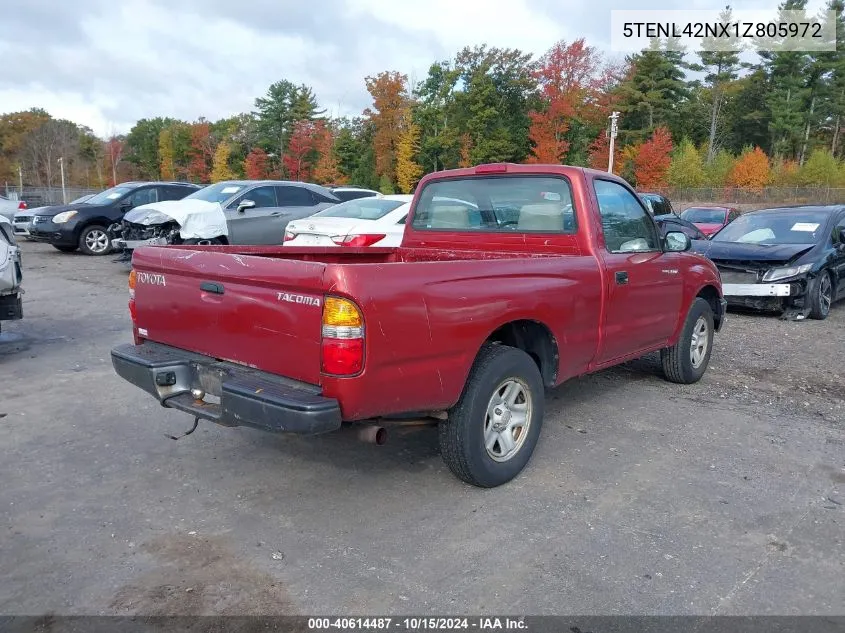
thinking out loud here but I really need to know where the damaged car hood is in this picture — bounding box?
[125,199,229,240]
[692,240,815,265]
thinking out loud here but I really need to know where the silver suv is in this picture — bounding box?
[0,216,23,331]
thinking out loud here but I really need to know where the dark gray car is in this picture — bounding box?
[191,180,340,244]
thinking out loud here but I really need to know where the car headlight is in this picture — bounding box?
[52,210,78,224]
[762,263,812,282]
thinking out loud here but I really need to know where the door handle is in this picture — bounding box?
[615,271,629,285]
[200,281,224,295]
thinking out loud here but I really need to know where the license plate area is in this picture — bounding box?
[192,362,225,397]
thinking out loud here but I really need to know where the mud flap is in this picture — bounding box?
[0,292,23,321]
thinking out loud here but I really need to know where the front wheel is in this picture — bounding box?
[439,343,544,488]
[78,225,111,256]
[808,271,833,320]
[661,297,714,384]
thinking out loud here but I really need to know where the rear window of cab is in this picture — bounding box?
[411,176,576,234]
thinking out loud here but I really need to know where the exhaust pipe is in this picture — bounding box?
[357,424,387,445]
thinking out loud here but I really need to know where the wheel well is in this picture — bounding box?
[697,285,722,328]
[485,320,558,387]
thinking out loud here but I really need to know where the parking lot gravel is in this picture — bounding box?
[0,242,842,616]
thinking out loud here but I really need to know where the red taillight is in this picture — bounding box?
[331,234,386,247]
[283,230,295,242]
[321,338,364,375]
[321,296,364,376]
[17,201,26,210]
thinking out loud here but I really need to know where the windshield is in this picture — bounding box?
[681,207,728,223]
[70,194,93,204]
[711,212,828,245]
[85,186,134,205]
[185,182,245,204]
[312,198,405,220]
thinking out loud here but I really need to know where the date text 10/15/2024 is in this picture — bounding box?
[308,618,528,631]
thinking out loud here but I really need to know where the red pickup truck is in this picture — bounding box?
[112,164,726,487]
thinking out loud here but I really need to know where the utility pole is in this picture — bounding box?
[18,165,23,194]
[58,157,67,204]
[608,111,620,174]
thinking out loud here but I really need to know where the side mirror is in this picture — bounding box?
[237,200,256,213]
[665,231,691,252]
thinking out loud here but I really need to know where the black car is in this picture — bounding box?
[28,182,200,255]
[638,192,707,241]
[693,205,845,320]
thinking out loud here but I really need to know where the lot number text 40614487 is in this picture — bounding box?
[307,618,528,631]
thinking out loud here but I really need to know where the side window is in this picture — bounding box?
[656,198,672,215]
[594,179,658,253]
[276,186,315,207]
[833,215,845,243]
[163,186,191,201]
[126,187,158,208]
[240,186,277,208]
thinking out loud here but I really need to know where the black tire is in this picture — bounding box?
[439,343,545,488]
[661,297,714,384]
[78,225,111,256]
[52,245,77,253]
[808,271,833,320]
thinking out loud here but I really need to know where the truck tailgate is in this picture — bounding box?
[131,247,327,385]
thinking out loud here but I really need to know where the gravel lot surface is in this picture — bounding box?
[0,242,842,617]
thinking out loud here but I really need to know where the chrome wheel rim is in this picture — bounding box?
[819,275,832,315]
[85,229,109,253]
[484,379,532,462]
[690,316,709,369]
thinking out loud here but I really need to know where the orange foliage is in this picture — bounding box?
[527,39,602,163]
[187,122,213,182]
[283,120,318,181]
[243,147,269,180]
[727,147,771,190]
[459,133,473,168]
[312,121,346,185]
[633,127,673,189]
[587,132,621,172]
[364,71,408,182]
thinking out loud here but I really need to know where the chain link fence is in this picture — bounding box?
[655,187,845,206]
[3,186,102,208]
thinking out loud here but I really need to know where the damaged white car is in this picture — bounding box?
[0,215,23,331]
[108,180,340,265]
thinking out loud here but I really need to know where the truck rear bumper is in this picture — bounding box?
[111,342,342,435]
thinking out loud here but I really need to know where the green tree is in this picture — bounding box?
[704,148,736,186]
[158,128,175,180]
[125,117,177,179]
[723,68,772,153]
[378,173,394,194]
[615,39,691,144]
[668,139,706,187]
[698,5,744,162]
[253,80,324,161]
[797,148,843,184]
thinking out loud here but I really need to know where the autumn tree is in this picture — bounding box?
[395,112,423,193]
[365,71,409,185]
[727,146,770,190]
[459,133,473,168]
[632,126,673,188]
[187,121,213,182]
[770,157,800,186]
[312,121,346,185]
[210,141,235,182]
[704,149,736,186]
[527,39,601,164]
[243,147,269,180]
[283,120,318,181]
[668,139,705,187]
[158,128,175,180]
[106,136,125,186]
[587,131,620,172]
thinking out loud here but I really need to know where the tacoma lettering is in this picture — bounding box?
[277,292,321,307]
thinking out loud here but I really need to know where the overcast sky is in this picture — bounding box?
[1,0,830,137]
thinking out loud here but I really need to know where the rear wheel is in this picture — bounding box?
[52,245,77,253]
[438,343,544,488]
[808,271,833,320]
[78,225,110,256]
[661,297,714,384]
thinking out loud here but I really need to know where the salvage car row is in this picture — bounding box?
[9,174,845,325]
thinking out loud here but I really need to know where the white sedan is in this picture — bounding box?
[284,195,412,247]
